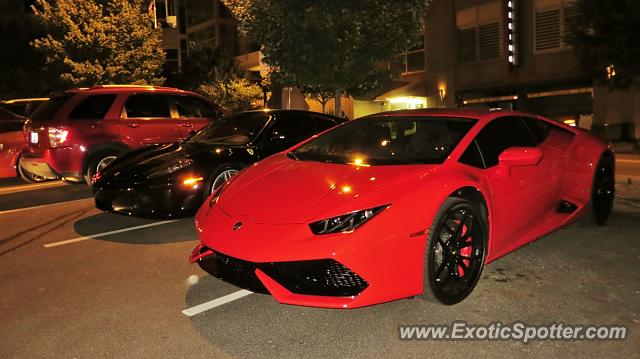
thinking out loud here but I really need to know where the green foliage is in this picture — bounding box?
[175,43,237,90]
[178,43,262,112]
[570,0,640,88]
[198,78,263,112]
[31,0,165,89]
[223,0,426,95]
[300,85,338,113]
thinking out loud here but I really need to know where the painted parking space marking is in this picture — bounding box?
[182,289,254,317]
[43,220,178,248]
[0,180,66,195]
[0,198,94,216]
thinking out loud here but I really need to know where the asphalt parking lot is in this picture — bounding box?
[0,171,639,358]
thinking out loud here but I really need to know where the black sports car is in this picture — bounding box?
[92,110,345,218]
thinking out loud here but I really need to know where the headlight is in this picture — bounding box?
[148,159,193,178]
[309,204,390,235]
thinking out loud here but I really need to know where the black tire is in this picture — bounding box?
[420,198,488,305]
[84,149,123,185]
[203,163,245,201]
[582,153,615,226]
[17,161,50,183]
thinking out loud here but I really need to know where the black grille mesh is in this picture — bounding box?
[196,248,368,297]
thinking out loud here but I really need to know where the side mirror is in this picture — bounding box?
[498,147,543,167]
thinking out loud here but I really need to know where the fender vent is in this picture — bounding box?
[556,200,578,214]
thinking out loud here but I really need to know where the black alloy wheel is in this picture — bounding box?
[590,154,615,226]
[421,198,487,305]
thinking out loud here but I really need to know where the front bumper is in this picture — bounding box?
[94,181,204,218]
[19,157,60,179]
[20,146,86,178]
[190,204,427,308]
[190,245,369,297]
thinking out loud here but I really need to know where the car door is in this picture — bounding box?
[172,95,223,139]
[67,94,119,144]
[259,112,318,154]
[120,93,182,146]
[472,116,559,253]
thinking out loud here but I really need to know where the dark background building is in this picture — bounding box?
[425,0,593,126]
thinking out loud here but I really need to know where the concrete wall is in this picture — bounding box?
[594,85,640,139]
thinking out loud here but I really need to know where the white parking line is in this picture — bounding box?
[43,220,179,248]
[182,290,254,317]
[0,180,66,194]
[0,198,94,216]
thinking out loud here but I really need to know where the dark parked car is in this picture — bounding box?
[20,85,226,184]
[0,97,48,117]
[92,110,346,218]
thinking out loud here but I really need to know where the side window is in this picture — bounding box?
[312,116,338,133]
[459,140,485,168]
[69,94,116,120]
[3,104,28,116]
[123,94,171,118]
[267,113,317,144]
[475,117,536,168]
[521,117,551,145]
[173,95,221,118]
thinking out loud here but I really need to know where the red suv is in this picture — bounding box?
[20,85,226,183]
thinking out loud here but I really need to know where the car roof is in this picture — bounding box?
[364,108,534,123]
[64,84,194,95]
[235,109,344,120]
[0,97,49,104]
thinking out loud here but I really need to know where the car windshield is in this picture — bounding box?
[289,116,477,165]
[186,112,270,145]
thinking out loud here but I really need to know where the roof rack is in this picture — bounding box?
[88,84,176,90]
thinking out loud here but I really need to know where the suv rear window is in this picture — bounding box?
[123,94,171,118]
[69,94,116,120]
[31,94,73,122]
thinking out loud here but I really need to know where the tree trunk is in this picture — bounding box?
[334,88,341,116]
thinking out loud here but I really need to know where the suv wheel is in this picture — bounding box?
[85,150,122,184]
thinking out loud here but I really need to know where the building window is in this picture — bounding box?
[389,40,425,74]
[188,25,217,47]
[456,2,502,63]
[164,49,179,73]
[534,0,580,53]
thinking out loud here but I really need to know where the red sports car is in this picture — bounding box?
[0,108,27,179]
[190,109,614,308]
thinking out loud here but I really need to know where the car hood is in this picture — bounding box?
[98,142,243,183]
[217,154,437,224]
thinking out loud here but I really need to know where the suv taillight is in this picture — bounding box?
[48,127,69,147]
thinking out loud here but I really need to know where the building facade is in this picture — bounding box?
[153,0,248,73]
[424,0,593,126]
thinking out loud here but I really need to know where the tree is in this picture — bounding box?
[223,0,427,114]
[570,0,640,88]
[301,85,338,114]
[176,43,262,112]
[31,0,165,89]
